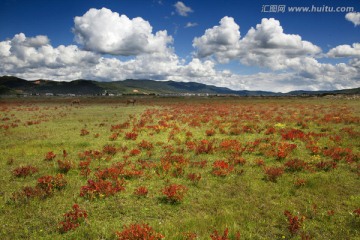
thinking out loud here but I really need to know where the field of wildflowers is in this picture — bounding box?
[0,97,359,239]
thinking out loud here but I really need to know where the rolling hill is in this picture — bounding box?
[0,76,359,96]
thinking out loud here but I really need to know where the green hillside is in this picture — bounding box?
[0,76,359,96]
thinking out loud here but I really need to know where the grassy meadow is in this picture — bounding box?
[0,97,359,239]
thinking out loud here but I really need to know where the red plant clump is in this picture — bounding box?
[206,129,216,136]
[323,147,352,161]
[111,121,130,131]
[210,228,240,240]
[315,161,337,171]
[125,131,138,140]
[229,127,242,136]
[284,210,305,235]
[138,140,154,150]
[219,139,243,153]
[58,204,88,233]
[294,178,307,188]
[195,139,214,154]
[116,223,164,240]
[264,166,284,182]
[354,208,360,216]
[45,151,56,161]
[80,129,90,136]
[130,148,141,156]
[78,160,91,177]
[162,184,188,203]
[327,210,335,216]
[109,132,119,141]
[57,159,72,173]
[255,159,265,166]
[37,174,67,196]
[183,232,197,240]
[80,178,125,200]
[284,159,307,172]
[134,186,149,197]
[12,165,38,178]
[281,128,305,141]
[11,174,67,202]
[265,127,276,135]
[103,145,118,155]
[78,150,103,161]
[11,186,41,203]
[229,155,246,166]
[212,160,234,177]
[62,149,68,158]
[189,160,207,168]
[277,143,297,159]
[187,173,202,184]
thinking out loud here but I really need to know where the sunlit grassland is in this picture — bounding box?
[0,97,359,239]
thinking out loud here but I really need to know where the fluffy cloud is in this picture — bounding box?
[346,12,360,26]
[192,17,359,91]
[328,43,360,58]
[193,17,241,63]
[0,33,100,79]
[174,1,193,16]
[193,17,321,69]
[1,10,359,93]
[238,18,321,70]
[1,31,358,93]
[73,8,173,56]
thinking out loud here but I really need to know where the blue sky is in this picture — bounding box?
[0,0,359,92]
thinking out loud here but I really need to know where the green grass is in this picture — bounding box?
[0,97,359,239]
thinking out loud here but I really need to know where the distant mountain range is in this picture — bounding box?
[0,76,359,97]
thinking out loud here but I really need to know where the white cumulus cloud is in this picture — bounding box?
[192,17,321,68]
[328,43,360,58]
[345,12,360,26]
[0,33,100,79]
[0,10,359,93]
[73,8,173,56]
[174,1,193,16]
[193,16,241,63]
[238,18,321,70]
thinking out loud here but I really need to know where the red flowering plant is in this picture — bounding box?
[12,165,38,178]
[161,184,188,203]
[58,204,88,233]
[78,160,91,177]
[44,151,56,161]
[133,186,149,197]
[80,178,125,200]
[116,223,164,240]
[353,208,360,217]
[284,159,308,172]
[80,129,89,136]
[210,228,240,240]
[57,159,72,173]
[277,142,297,160]
[125,131,138,140]
[11,174,67,202]
[195,139,214,154]
[264,166,284,182]
[187,173,201,185]
[102,144,118,155]
[212,160,234,177]
[284,210,305,235]
[37,174,67,197]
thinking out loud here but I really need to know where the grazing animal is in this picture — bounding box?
[126,99,136,106]
[71,99,80,105]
